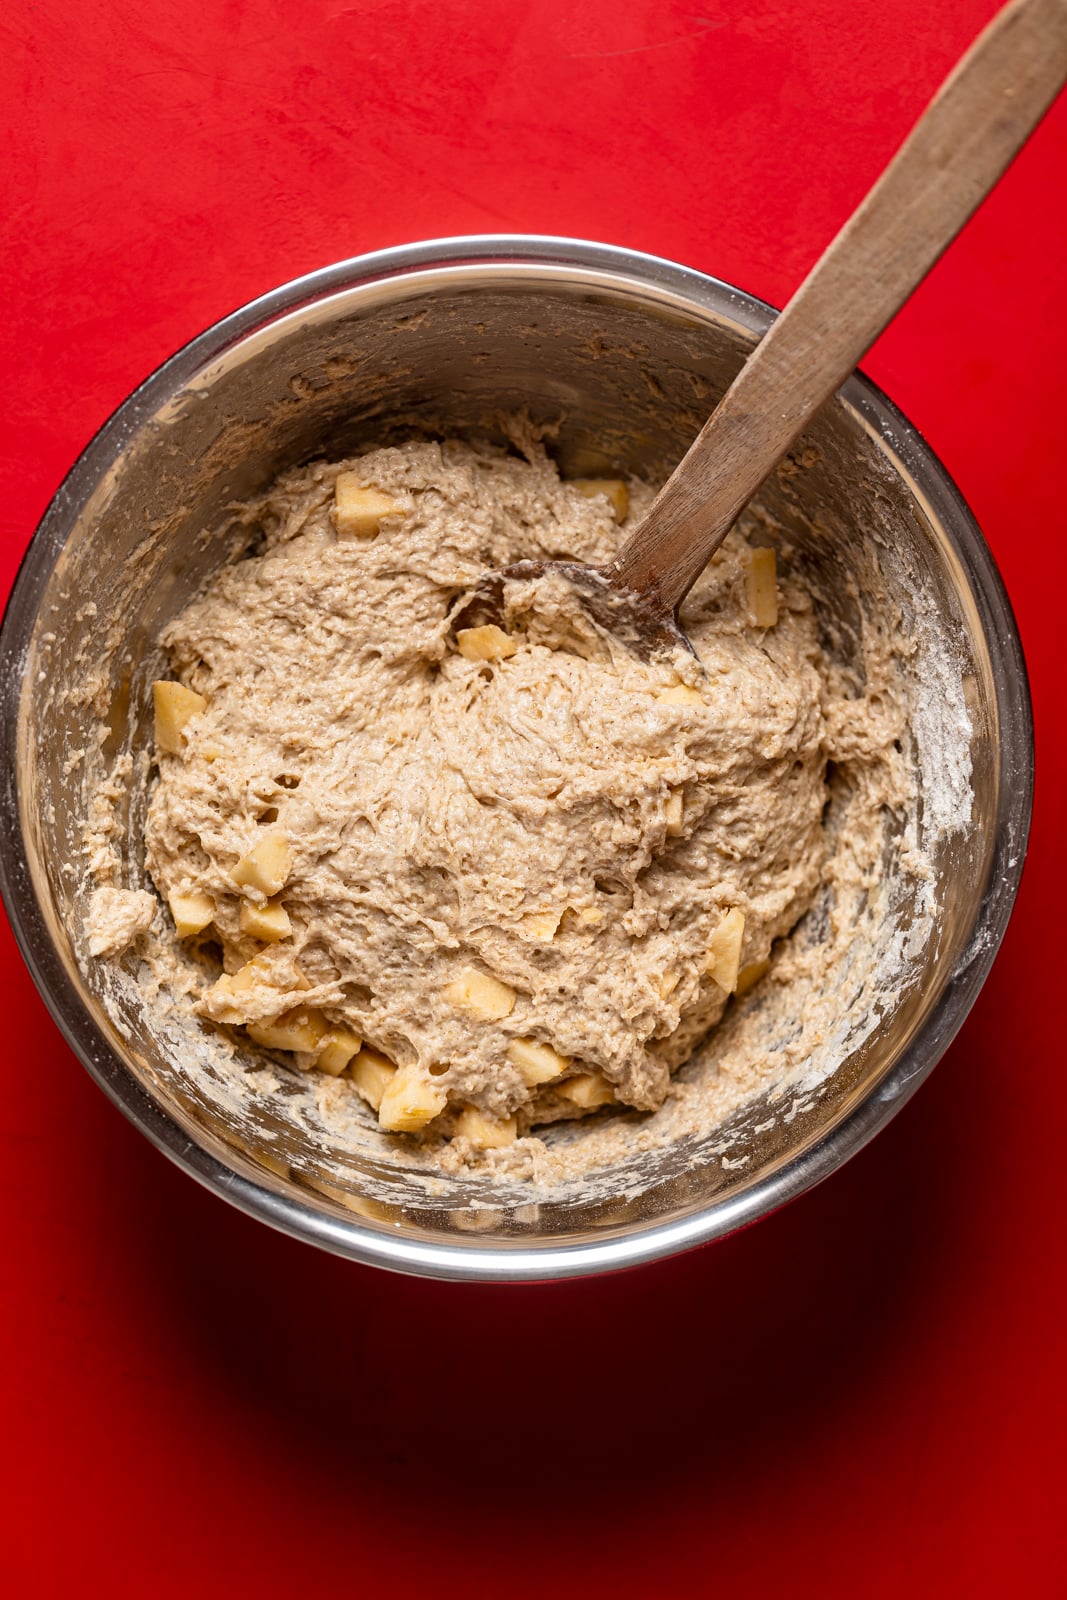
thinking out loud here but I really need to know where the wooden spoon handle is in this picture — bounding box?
[611,0,1067,614]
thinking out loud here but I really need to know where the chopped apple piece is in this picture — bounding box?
[506,1037,569,1086]
[558,1072,616,1109]
[247,1006,326,1053]
[656,970,680,999]
[315,1028,363,1076]
[454,1106,517,1148]
[745,547,779,628]
[522,909,561,941]
[213,951,273,998]
[168,890,214,938]
[333,475,401,539]
[232,832,291,896]
[657,684,703,708]
[442,967,516,1021]
[238,896,292,942]
[562,903,604,931]
[378,1065,447,1132]
[456,624,518,662]
[665,791,684,836]
[348,1046,396,1110]
[571,478,629,521]
[735,957,771,997]
[206,951,305,1023]
[153,680,207,755]
[707,908,746,994]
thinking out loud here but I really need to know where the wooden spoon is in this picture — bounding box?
[456,0,1067,658]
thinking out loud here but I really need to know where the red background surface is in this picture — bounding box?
[2,2,1064,1594]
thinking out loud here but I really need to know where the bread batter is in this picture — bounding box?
[92,438,852,1152]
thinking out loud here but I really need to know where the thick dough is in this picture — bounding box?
[86,886,156,958]
[142,439,831,1135]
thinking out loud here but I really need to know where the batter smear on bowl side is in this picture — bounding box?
[88,435,908,1161]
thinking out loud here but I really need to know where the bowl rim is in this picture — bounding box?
[0,234,1034,1281]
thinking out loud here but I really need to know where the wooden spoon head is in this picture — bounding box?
[450,559,695,661]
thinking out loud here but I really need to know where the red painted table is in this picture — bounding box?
[2,3,1063,1593]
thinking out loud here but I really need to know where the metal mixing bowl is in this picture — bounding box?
[0,237,1032,1280]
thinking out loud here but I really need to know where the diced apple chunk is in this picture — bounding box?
[225,961,260,995]
[168,890,214,938]
[348,1046,397,1110]
[562,904,603,931]
[238,896,292,942]
[442,967,516,1021]
[247,1006,326,1053]
[558,1071,616,1110]
[665,791,684,836]
[212,951,273,999]
[506,1037,569,1086]
[735,957,771,997]
[232,832,291,896]
[456,624,518,662]
[333,475,401,539]
[707,908,746,994]
[454,1106,517,1148]
[206,951,303,1023]
[377,1065,447,1132]
[522,909,561,941]
[153,680,207,755]
[745,547,779,628]
[315,1028,363,1076]
[571,478,629,521]
[657,684,703,708]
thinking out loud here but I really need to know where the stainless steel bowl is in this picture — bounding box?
[0,236,1032,1280]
